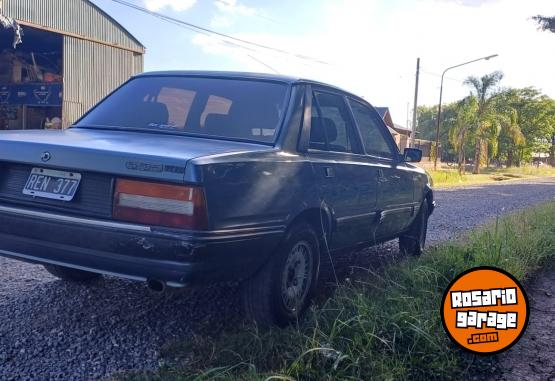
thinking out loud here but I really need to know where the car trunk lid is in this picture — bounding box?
[0,128,272,182]
[0,128,273,218]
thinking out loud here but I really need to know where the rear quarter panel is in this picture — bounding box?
[196,151,319,231]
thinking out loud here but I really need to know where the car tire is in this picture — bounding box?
[399,199,429,256]
[44,264,101,282]
[241,223,320,326]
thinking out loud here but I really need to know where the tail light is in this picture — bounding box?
[113,179,208,229]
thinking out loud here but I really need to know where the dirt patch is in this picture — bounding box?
[491,260,555,381]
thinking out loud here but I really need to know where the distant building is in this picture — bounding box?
[374,106,433,159]
[374,106,411,151]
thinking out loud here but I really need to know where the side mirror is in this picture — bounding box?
[403,148,422,163]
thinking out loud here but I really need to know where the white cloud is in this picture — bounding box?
[143,0,196,12]
[209,0,263,28]
[210,15,233,28]
[214,0,257,17]
[193,0,555,127]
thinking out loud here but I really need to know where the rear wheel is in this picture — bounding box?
[399,199,429,256]
[44,264,101,282]
[241,223,320,326]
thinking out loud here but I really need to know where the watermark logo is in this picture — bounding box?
[441,266,529,355]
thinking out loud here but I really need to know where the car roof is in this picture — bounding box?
[135,70,356,96]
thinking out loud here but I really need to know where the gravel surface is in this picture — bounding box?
[0,177,554,380]
[428,177,555,244]
[492,260,555,381]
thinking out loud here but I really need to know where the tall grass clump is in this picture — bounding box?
[122,202,555,381]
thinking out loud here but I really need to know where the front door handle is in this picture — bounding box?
[324,167,335,178]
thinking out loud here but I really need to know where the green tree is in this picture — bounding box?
[532,15,555,166]
[496,88,555,166]
[416,103,457,161]
[533,15,555,32]
[464,71,504,174]
[449,96,478,174]
[492,91,524,166]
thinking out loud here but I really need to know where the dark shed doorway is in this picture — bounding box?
[0,25,63,130]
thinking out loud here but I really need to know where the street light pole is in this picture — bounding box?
[410,57,420,148]
[433,54,499,170]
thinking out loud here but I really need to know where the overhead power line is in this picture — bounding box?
[111,0,330,65]
[420,69,465,84]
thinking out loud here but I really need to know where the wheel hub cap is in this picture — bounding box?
[281,241,313,312]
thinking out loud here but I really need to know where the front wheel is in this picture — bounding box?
[241,223,320,326]
[399,199,429,256]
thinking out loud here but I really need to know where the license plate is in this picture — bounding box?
[23,168,82,201]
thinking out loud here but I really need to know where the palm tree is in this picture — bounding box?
[463,71,504,174]
[449,96,478,174]
[493,91,525,167]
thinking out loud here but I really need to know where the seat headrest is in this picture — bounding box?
[310,117,338,143]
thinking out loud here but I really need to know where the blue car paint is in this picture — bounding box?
[0,128,275,183]
[0,72,433,287]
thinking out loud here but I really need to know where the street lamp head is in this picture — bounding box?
[485,54,499,60]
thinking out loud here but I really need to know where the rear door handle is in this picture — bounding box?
[324,167,335,178]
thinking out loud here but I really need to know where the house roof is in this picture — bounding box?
[394,123,412,133]
[387,126,400,135]
[374,107,389,118]
[374,106,395,129]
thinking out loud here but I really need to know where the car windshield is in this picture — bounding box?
[75,76,290,144]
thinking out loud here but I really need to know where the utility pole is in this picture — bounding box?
[410,58,420,148]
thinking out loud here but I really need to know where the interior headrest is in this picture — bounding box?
[310,117,338,143]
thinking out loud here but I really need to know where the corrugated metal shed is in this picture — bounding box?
[0,0,144,53]
[62,37,144,126]
[0,0,145,127]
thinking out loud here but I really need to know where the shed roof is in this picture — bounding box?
[0,0,144,53]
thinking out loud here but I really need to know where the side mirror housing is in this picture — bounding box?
[403,148,422,163]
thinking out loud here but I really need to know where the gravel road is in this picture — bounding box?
[1,177,554,380]
[492,261,555,381]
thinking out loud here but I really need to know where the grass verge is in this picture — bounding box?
[119,202,555,381]
[427,165,555,188]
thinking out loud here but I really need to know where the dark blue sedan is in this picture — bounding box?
[0,71,434,325]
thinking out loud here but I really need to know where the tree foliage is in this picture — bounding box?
[533,15,555,32]
[417,74,555,168]
[449,96,478,174]
[463,71,505,173]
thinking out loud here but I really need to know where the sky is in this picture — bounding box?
[92,0,554,130]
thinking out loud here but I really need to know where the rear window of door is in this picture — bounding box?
[309,91,359,153]
[348,99,395,159]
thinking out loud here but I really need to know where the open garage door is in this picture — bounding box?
[0,24,63,130]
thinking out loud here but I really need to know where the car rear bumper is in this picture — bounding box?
[0,204,284,286]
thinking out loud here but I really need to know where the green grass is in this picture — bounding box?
[117,202,555,381]
[427,165,555,188]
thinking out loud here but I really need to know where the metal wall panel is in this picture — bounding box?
[62,36,140,127]
[2,0,143,52]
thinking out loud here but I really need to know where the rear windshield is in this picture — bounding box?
[75,76,290,144]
